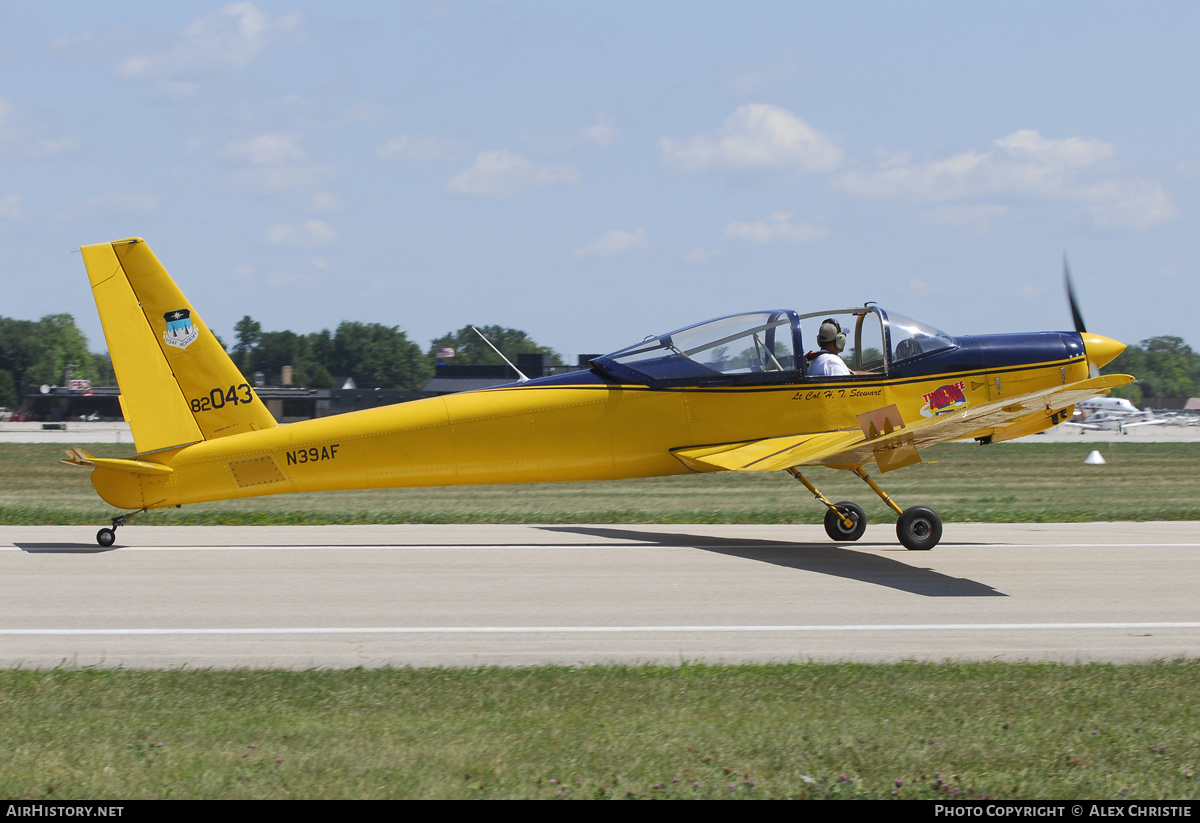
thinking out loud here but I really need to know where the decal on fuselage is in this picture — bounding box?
[286,445,340,466]
[163,308,199,349]
[920,381,969,417]
[792,387,873,401]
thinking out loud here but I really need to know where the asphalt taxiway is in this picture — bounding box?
[2,522,1197,669]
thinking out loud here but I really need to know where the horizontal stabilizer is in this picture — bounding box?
[60,448,174,477]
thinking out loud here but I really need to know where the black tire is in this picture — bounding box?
[896,506,942,550]
[823,502,867,542]
[97,528,115,548]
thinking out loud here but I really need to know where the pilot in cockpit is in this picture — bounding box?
[806,318,852,377]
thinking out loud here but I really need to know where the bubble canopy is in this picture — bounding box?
[591,307,956,383]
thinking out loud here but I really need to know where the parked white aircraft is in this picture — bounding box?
[1078,396,1141,415]
[1065,396,1164,433]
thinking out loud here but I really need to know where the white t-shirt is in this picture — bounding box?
[809,352,851,376]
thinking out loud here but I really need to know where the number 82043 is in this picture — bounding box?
[191,383,253,413]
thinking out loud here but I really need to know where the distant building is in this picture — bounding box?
[20,354,602,423]
[1144,397,1200,412]
[421,353,597,396]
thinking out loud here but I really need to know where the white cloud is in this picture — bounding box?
[375,135,462,162]
[0,99,77,158]
[836,129,1177,229]
[38,138,79,154]
[1176,161,1200,180]
[263,220,337,246]
[447,150,579,198]
[904,278,944,296]
[583,120,617,146]
[575,228,649,258]
[117,3,302,91]
[723,212,828,245]
[995,130,1114,168]
[726,52,801,96]
[0,194,21,220]
[230,165,335,192]
[662,104,842,174]
[221,134,333,192]
[1078,180,1177,229]
[221,133,305,165]
[1014,284,1045,300]
[310,192,342,212]
[685,246,720,263]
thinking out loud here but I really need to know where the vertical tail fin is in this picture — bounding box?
[81,237,276,454]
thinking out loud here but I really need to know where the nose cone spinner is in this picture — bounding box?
[1082,333,1126,370]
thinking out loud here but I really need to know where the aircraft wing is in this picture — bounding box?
[673,373,1134,473]
[672,430,864,472]
[1060,420,1105,431]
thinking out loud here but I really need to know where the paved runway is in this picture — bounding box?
[2,523,1198,669]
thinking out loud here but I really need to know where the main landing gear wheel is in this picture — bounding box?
[896,506,942,551]
[823,501,867,542]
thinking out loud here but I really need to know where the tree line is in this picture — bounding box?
[1107,336,1200,405]
[230,317,562,391]
[0,315,115,408]
[0,314,560,408]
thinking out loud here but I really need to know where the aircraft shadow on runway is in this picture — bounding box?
[14,530,1005,597]
[539,526,1006,598]
[16,544,120,554]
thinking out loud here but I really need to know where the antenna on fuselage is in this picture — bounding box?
[470,326,530,383]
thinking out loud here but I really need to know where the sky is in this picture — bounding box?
[2,1,1197,364]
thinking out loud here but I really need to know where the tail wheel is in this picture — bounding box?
[96,528,116,548]
[896,506,942,551]
[823,501,867,542]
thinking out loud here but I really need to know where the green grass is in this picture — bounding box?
[0,663,1196,800]
[4,441,1199,526]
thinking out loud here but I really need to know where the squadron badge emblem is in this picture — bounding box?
[163,308,199,349]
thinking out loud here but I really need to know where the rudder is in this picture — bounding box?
[81,237,276,454]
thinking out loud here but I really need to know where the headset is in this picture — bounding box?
[816,318,847,350]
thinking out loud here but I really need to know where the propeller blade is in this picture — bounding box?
[1064,254,1087,335]
[1064,255,1102,377]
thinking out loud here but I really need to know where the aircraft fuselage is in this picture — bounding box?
[90,331,1091,511]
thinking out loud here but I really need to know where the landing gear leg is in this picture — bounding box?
[786,468,867,542]
[852,467,943,551]
[96,508,146,547]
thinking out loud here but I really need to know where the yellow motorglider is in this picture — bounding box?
[66,238,1131,550]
